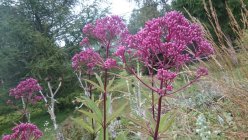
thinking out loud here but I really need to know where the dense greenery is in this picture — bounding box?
[1,0,248,139]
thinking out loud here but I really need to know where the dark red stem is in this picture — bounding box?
[154,95,163,140]
[151,71,155,119]
[103,41,110,140]
[154,79,164,140]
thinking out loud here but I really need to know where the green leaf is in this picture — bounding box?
[115,132,127,140]
[107,102,128,125]
[84,78,104,92]
[145,108,156,131]
[159,112,175,133]
[95,73,104,90]
[96,128,109,140]
[125,115,150,134]
[78,109,101,124]
[72,118,94,134]
[81,96,102,123]
[106,95,112,116]
[107,76,115,91]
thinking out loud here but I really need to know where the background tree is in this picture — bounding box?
[0,0,108,109]
[128,0,171,34]
[171,0,248,45]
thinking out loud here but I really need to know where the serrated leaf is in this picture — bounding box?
[126,125,150,135]
[81,96,102,123]
[84,78,104,92]
[115,132,127,140]
[95,73,104,90]
[159,112,175,133]
[78,109,101,124]
[126,115,150,134]
[106,95,112,115]
[72,118,94,133]
[96,128,109,140]
[106,76,115,91]
[145,108,156,131]
[106,102,128,125]
[109,81,127,92]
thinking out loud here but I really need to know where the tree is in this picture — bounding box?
[171,0,248,43]
[128,0,171,34]
[128,3,160,34]
[0,0,108,102]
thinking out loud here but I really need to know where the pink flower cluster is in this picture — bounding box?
[157,68,177,81]
[2,123,43,140]
[114,46,126,61]
[79,37,89,46]
[9,78,42,104]
[83,15,128,44]
[74,15,129,72]
[71,48,102,72]
[126,11,213,69]
[123,11,213,94]
[196,67,209,77]
[104,58,117,69]
[157,68,176,92]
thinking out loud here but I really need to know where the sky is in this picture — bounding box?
[109,0,137,20]
[74,0,172,21]
[109,0,172,20]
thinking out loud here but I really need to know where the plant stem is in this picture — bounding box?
[154,79,164,140]
[151,73,155,119]
[88,74,95,140]
[154,95,162,140]
[103,41,110,140]
[103,69,107,140]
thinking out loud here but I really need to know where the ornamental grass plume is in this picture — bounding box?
[2,123,43,140]
[117,11,214,140]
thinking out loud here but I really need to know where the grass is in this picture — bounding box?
[0,103,72,138]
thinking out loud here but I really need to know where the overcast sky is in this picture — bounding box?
[74,0,172,21]
[109,0,136,20]
[109,0,172,20]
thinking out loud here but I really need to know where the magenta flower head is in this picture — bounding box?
[82,15,128,45]
[79,37,90,46]
[157,69,177,81]
[2,123,43,140]
[71,48,102,73]
[126,11,213,68]
[104,58,117,69]
[196,67,208,77]
[124,11,213,94]
[9,78,42,103]
[114,46,126,62]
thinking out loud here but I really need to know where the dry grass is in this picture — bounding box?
[171,0,248,139]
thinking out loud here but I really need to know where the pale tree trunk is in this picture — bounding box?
[40,81,64,140]
[21,96,30,122]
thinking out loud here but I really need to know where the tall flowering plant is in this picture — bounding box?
[115,11,213,139]
[72,48,102,98]
[72,15,129,140]
[8,77,64,140]
[71,48,102,140]
[9,78,43,122]
[2,123,43,140]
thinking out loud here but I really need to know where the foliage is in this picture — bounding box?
[171,0,248,42]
